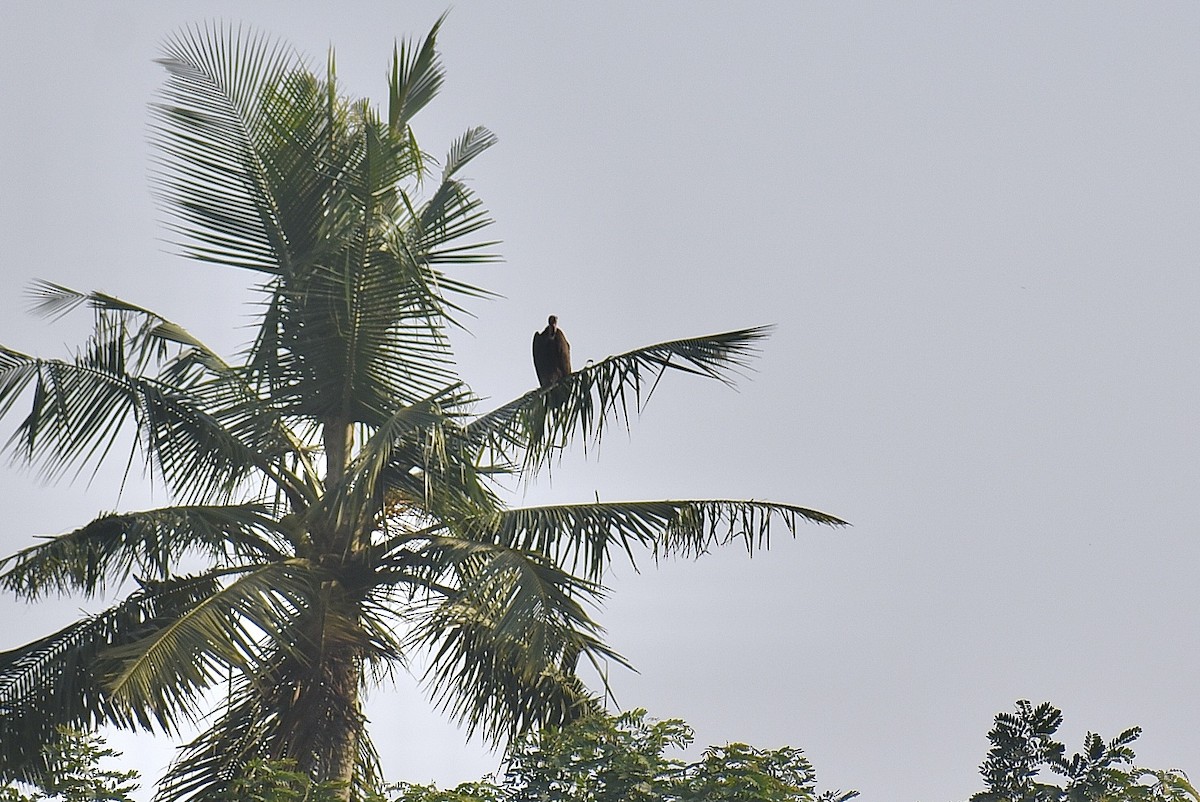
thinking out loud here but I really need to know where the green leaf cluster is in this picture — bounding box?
[0,729,137,802]
[969,700,1197,802]
[396,709,857,802]
[4,703,1194,802]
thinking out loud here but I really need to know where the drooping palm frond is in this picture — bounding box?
[468,499,846,583]
[24,284,321,503]
[28,282,243,388]
[0,342,308,505]
[27,282,180,380]
[101,562,316,733]
[0,503,287,599]
[0,339,134,477]
[156,668,384,802]
[153,676,276,802]
[0,282,318,506]
[0,576,220,782]
[406,544,622,744]
[458,326,774,472]
[424,620,602,748]
[155,571,393,802]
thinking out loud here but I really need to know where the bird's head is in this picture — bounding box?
[547,314,558,329]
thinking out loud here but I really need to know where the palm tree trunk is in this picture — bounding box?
[273,634,365,799]
[317,415,363,800]
[324,418,354,488]
[324,647,363,801]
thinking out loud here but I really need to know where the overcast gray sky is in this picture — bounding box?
[2,2,1198,799]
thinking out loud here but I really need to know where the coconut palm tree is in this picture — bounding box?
[0,19,843,802]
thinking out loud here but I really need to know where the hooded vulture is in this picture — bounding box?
[532,315,572,388]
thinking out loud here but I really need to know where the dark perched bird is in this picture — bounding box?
[532,315,572,388]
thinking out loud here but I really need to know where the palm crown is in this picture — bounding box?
[0,19,843,801]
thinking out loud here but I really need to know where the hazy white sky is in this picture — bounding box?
[2,2,1198,800]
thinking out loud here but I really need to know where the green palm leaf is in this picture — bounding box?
[0,284,318,506]
[0,576,220,780]
[0,344,306,505]
[388,15,445,133]
[157,573,393,801]
[411,546,617,744]
[318,384,480,532]
[407,127,499,270]
[0,503,287,599]
[28,281,247,387]
[102,563,314,728]
[26,283,321,494]
[153,23,306,274]
[473,499,845,582]
[460,326,774,471]
[155,23,497,422]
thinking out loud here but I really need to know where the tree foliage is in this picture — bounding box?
[393,709,857,802]
[3,704,1193,802]
[0,729,137,802]
[969,700,1197,802]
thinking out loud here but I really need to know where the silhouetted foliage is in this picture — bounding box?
[4,703,1195,801]
[0,729,137,802]
[398,709,857,802]
[969,700,1196,802]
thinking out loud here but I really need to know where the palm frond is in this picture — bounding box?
[154,23,498,423]
[153,675,274,802]
[0,503,287,600]
[387,15,446,134]
[397,129,500,285]
[28,281,175,332]
[0,345,135,481]
[459,326,774,472]
[28,282,219,387]
[0,336,312,505]
[361,387,516,528]
[443,126,497,180]
[297,123,498,416]
[473,499,846,582]
[23,283,320,502]
[318,385,473,530]
[413,125,499,270]
[408,546,620,744]
[264,232,463,420]
[102,562,314,728]
[0,576,219,782]
[156,669,383,802]
[155,573,390,802]
[242,116,492,420]
[153,23,308,274]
